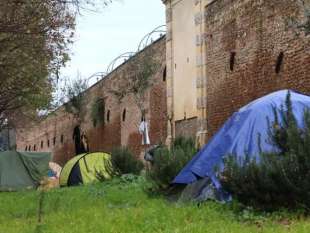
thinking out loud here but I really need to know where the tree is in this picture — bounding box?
[60,76,89,122]
[0,0,114,130]
[221,92,310,211]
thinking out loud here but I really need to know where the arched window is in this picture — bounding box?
[122,109,126,122]
[47,139,50,148]
[60,134,64,144]
[275,52,284,74]
[53,137,56,146]
[107,110,110,122]
[25,146,28,151]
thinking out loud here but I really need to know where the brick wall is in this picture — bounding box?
[205,0,310,138]
[15,37,167,165]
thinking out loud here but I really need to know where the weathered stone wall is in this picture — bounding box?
[15,37,167,166]
[175,117,198,139]
[205,0,310,138]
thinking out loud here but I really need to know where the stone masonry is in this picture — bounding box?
[204,0,310,138]
[15,37,167,166]
[162,0,309,144]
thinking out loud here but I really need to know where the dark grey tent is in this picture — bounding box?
[0,151,51,191]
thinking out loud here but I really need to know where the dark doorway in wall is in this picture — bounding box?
[275,52,284,74]
[73,125,82,155]
[230,52,236,71]
[122,109,126,122]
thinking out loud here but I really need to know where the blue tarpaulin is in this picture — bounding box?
[174,90,310,187]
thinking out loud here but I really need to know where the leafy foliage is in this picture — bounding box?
[0,0,114,129]
[0,0,75,127]
[146,137,197,190]
[62,77,88,120]
[221,92,310,212]
[111,147,144,175]
[109,47,161,115]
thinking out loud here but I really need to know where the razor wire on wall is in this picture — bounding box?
[86,25,166,85]
[52,25,166,109]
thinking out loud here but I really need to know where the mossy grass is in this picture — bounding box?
[0,177,309,233]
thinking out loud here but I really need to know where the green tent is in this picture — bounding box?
[59,152,115,187]
[0,151,51,191]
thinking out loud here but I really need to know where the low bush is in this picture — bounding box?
[111,147,144,175]
[146,137,197,190]
[221,92,310,212]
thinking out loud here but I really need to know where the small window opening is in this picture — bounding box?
[122,109,126,122]
[29,145,31,151]
[25,146,28,151]
[41,141,43,149]
[34,145,36,151]
[47,139,50,148]
[275,52,284,74]
[53,137,56,146]
[107,110,110,122]
[230,52,236,71]
[163,66,167,82]
[93,119,97,128]
[60,134,64,144]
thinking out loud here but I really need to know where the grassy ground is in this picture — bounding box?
[1,177,310,233]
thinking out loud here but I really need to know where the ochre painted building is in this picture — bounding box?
[15,38,167,165]
[162,0,309,145]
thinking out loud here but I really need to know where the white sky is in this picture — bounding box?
[60,0,165,83]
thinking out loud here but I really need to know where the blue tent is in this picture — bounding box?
[174,90,310,194]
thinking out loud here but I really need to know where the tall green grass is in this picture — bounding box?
[0,178,309,233]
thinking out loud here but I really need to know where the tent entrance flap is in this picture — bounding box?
[68,163,83,186]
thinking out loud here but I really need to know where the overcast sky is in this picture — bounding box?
[60,0,165,83]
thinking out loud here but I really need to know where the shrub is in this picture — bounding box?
[111,147,144,175]
[146,137,197,190]
[221,92,310,211]
[172,136,196,151]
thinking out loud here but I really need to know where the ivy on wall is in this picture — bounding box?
[91,97,105,127]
